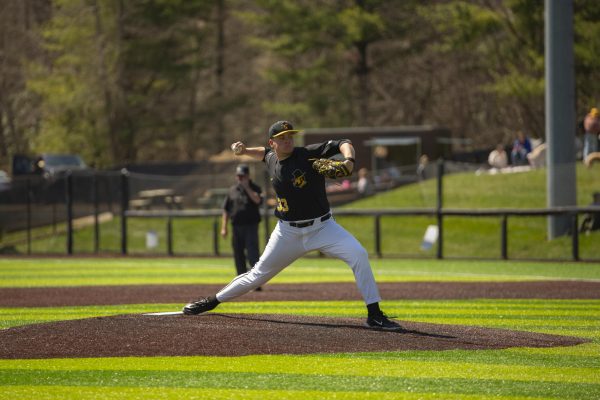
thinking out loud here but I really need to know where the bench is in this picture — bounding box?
[197,188,229,209]
[137,188,176,208]
[129,198,152,210]
[165,195,184,209]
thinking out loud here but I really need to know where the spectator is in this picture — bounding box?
[580,192,600,234]
[221,164,263,280]
[583,107,600,161]
[511,131,532,166]
[585,152,600,168]
[417,155,429,180]
[527,143,547,169]
[357,168,374,196]
[488,144,508,169]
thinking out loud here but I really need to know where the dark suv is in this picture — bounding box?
[13,154,88,179]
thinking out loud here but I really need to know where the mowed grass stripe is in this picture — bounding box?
[403,317,600,328]
[1,340,599,369]
[4,298,597,312]
[4,301,600,316]
[0,386,539,400]
[0,274,570,287]
[2,299,599,331]
[4,312,596,326]
[1,370,599,399]
[0,357,597,382]
[343,347,600,367]
[2,258,599,287]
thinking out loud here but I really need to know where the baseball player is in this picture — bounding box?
[183,120,401,330]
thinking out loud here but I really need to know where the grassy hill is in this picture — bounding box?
[335,164,600,260]
[347,164,600,209]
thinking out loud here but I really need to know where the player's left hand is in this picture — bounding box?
[311,158,352,179]
[343,159,354,174]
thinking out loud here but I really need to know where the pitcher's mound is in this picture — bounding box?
[0,313,586,359]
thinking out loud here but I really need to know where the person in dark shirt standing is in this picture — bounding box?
[221,164,262,277]
[184,120,401,331]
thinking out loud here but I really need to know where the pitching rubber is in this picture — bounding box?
[143,311,184,316]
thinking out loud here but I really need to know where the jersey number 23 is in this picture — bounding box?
[276,197,289,212]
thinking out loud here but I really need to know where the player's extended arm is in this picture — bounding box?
[339,142,355,173]
[230,142,266,161]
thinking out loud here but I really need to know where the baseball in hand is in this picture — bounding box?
[231,143,243,155]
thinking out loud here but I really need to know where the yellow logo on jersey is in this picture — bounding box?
[292,169,307,188]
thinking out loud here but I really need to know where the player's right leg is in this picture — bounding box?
[183,222,304,314]
[216,222,304,301]
[245,224,260,269]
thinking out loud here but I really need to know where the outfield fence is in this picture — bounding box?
[123,206,600,262]
[2,162,599,261]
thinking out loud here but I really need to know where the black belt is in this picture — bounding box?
[288,213,331,228]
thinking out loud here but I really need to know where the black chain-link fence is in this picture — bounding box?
[0,160,425,255]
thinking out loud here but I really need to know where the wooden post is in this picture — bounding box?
[501,215,508,260]
[120,169,129,255]
[572,213,579,261]
[436,159,444,259]
[167,217,174,256]
[374,215,381,257]
[66,172,73,255]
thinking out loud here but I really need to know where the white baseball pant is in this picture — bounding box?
[216,213,382,305]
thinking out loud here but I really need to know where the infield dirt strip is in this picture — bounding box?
[0,281,594,359]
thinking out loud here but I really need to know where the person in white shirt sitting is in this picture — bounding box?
[488,144,508,169]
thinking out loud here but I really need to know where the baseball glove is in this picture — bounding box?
[311,158,352,179]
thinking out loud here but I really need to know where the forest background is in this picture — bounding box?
[0,0,598,171]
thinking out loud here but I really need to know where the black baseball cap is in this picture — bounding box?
[268,120,301,139]
[236,164,250,176]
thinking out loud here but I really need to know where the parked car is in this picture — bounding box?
[0,170,11,191]
[13,154,89,179]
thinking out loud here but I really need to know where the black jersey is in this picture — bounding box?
[264,139,350,221]
[223,181,262,225]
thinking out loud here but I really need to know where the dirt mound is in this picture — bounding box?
[0,313,586,359]
[2,280,599,307]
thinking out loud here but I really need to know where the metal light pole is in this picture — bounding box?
[545,0,576,239]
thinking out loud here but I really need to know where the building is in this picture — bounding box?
[301,125,451,172]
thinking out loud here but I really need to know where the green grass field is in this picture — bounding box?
[1,258,599,399]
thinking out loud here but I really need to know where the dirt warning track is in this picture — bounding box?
[1,280,599,307]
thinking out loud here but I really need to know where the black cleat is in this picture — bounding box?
[182,297,219,315]
[365,313,402,331]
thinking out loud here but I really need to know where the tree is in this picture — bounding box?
[0,0,51,170]
[239,0,390,127]
[27,0,215,167]
[421,0,600,144]
[574,0,600,123]
[4,0,598,167]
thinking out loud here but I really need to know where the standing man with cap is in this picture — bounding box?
[183,120,401,331]
[221,164,262,280]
